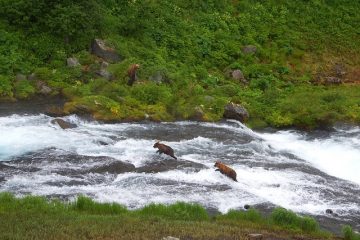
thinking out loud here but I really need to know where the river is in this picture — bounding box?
[0,109,359,233]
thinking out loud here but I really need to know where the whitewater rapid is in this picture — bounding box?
[0,114,359,228]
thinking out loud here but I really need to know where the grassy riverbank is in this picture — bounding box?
[0,192,342,240]
[0,1,360,129]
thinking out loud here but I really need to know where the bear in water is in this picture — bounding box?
[153,142,177,160]
[214,161,237,182]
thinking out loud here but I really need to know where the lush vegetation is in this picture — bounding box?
[0,0,360,129]
[343,225,360,240]
[0,192,335,239]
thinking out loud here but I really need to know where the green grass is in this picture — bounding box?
[343,225,360,240]
[1,0,360,128]
[0,193,336,240]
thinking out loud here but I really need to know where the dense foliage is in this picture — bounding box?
[1,0,360,129]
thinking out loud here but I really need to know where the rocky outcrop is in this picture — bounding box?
[136,159,206,173]
[90,39,121,63]
[45,106,66,117]
[51,118,77,129]
[87,161,135,174]
[242,45,257,54]
[223,103,249,122]
[67,57,80,67]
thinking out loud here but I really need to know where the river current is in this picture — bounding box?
[0,114,359,232]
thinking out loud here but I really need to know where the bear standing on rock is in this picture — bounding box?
[153,142,177,160]
[214,161,237,182]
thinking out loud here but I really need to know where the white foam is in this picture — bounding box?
[259,130,360,185]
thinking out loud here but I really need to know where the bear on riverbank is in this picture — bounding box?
[153,142,177,160]
[127,64,140,86]
[214,161,237,182]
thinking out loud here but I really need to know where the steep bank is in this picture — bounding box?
[1,0,360,129]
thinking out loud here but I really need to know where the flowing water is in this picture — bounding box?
[0,113,359,232]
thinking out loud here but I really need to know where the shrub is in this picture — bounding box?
[0,75,13,97]
[14,80,35,99]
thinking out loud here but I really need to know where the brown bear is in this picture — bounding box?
[214,161,237,182]
[153,141,177,160]
[127,64,140,86]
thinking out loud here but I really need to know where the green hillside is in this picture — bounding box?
[1,0,360,129]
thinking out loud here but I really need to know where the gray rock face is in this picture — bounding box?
[90,39,121,63]
[242,45,257,54]
[67,57,80,67]
[87,161,136,174]
[223,103,249,123]
[51,118,77,129]
[231,69,246,82]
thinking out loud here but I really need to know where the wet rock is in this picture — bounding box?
[242,45,257,54]
[136,159,206,173]
[51,118,77,129]
[248,233,263,240]
[325,77,342,85]
[231,69,246,83]
[45,106,66,117]
[90,39,121,63]
[223,102,249,123]
[244,204,251,210]
[15,73,27,81]
[67,57,80,67]
[87,161,135,174]
[325,209,333,214]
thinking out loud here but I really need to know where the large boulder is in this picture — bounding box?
[51,118,77,129]
[96,69,113,80]
[87,161,135,174]
[231,69,246,83]
[223,103,249,122]
[90,39,121,63]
